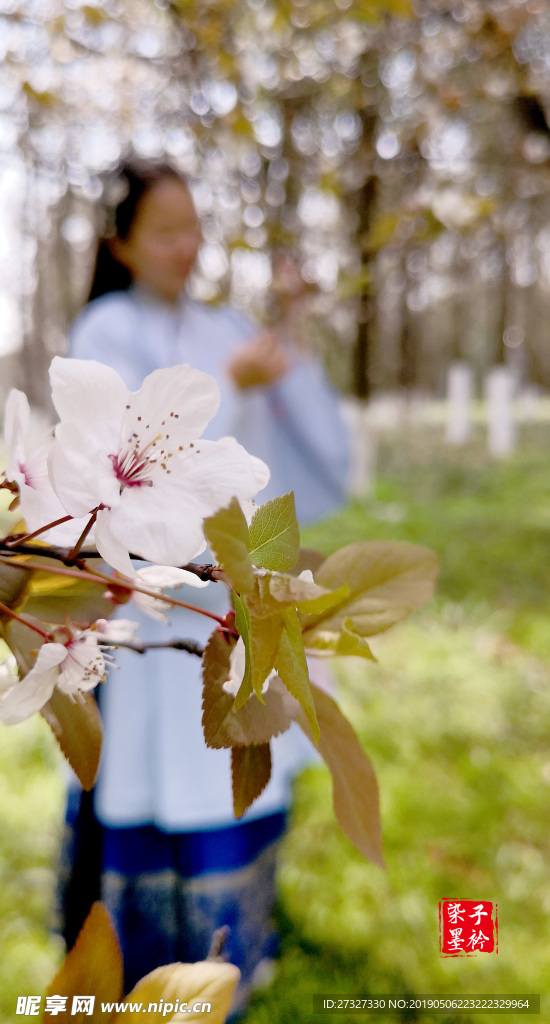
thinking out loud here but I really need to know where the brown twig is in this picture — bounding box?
[207,926,230,961]
[0,541,222,582]
[111,637,205,658]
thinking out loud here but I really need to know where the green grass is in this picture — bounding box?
[2,423,550,1022]
[0,714,65,1021]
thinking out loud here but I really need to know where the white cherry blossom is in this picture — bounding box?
[130,566,210,622]
[3,389,92,547]
[0,656,17,698]
[0,626,111,726]
[103,566,209,622]
[92,618,140,644]
[48,358,269,575]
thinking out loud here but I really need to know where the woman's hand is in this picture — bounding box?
[226,330,289,390]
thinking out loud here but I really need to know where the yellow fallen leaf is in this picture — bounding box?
[115,961,240,1022]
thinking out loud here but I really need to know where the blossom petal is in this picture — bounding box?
[174,438,269,510]
[94,619,140,643]
[103,482,208,570]
[0,672,57,725]
[32,642,68,670]
[4,389,29,479]
[14,476,90,547]
[132,567,208,621]
[136,566,209,589]
[49,423,120,518]
[4,390,56,499]
[49,358,128,444]
[132,592,172,623]
[94,510,137,576]
[0,642,66,725]
[124,365,220,449]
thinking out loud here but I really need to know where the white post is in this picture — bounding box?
[446,361,473,445]
[341,399,376,497]
[485,364,516,457]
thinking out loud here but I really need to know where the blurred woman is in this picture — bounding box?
[59,161,349,1013]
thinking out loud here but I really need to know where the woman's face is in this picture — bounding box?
[112,177,202,303]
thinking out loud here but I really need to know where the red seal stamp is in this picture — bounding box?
[439,900,498,956]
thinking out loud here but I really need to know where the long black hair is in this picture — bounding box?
[87,161,189,303]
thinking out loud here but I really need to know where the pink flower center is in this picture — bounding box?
[64,635,106,683]
[109,436,158,489]
[109,411,189,492]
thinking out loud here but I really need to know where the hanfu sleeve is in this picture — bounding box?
[231,349,350,524]
[67,295,147,391]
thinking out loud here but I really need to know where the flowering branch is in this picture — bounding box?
[0,355,439,862]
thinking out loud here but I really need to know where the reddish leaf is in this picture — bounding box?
[202,629,295,748]
[296,685,385,867]
[231,743,272,818]
[303,540,438,640]
[41,688,103,791]
[274,607,319,741]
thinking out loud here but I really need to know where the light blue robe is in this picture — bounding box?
[69,286,349,831]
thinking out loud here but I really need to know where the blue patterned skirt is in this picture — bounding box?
[58,786,286,1012]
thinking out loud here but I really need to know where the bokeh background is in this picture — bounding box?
[1,0,550,1020]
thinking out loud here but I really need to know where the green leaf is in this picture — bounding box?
[0,560,31,614]
[247,569,348,619]
[296,685,384,867]
[233,592,285,706]
[202,629,295,748]
[274,607,319,742]
[302,541,438,644]
[233,593,253,706]
[248,492,300,571]
[303,620,375,660]
[248,612,284,699]
[231,743,272,818]
[204,497,253,593]
[23,565,114,625]
[270,573,349,615]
